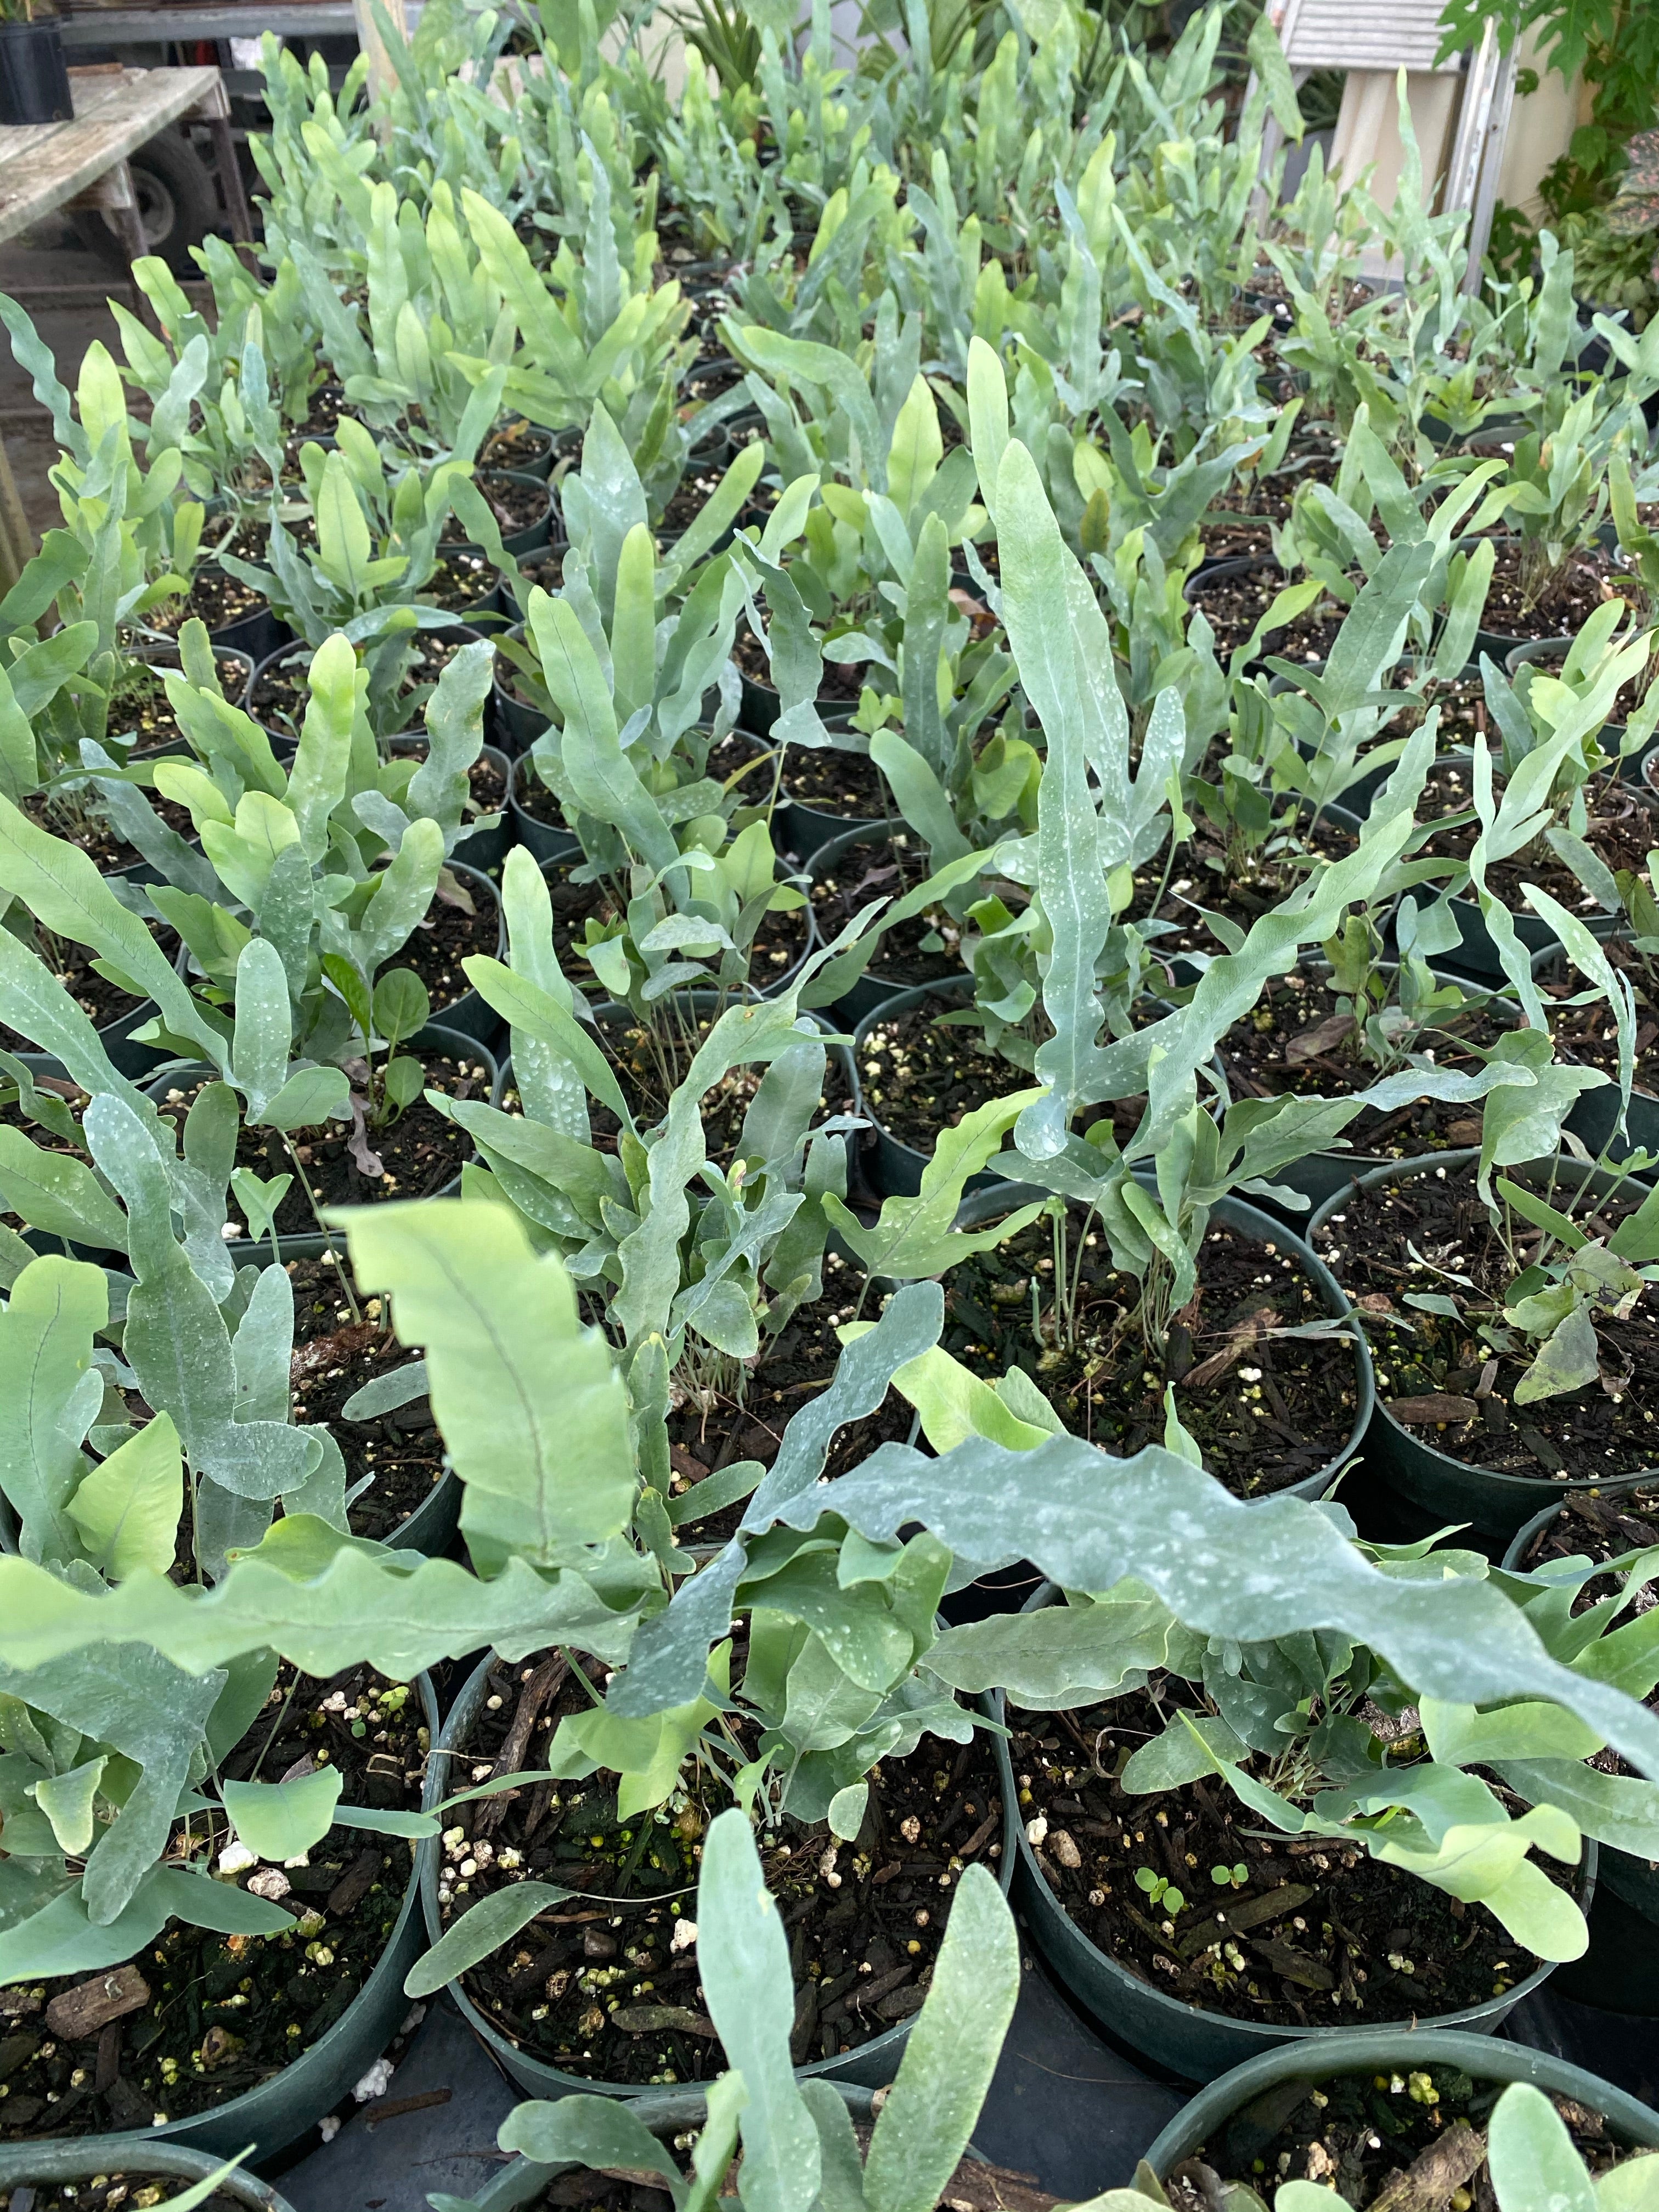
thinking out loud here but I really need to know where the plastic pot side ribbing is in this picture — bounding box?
[419,1649,1015,2112]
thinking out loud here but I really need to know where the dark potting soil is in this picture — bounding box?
[0,925,180,1054]
[144,564,267,637]
[1216,969,1512,1165]
[703,729,781,815]
[586,1006,853,1164]
[1185,562,1351,661]
[1480,540,1638,641]
[397,877,498,1014]
[0,1663,424,2141]
[665,1257,913,1531]
[439,471,551,545]
[513,548,567,602]
[944,1211,1359,1496]
[1412,759,1650,920]
[1520,1481,1659,1593]
[513,761,568,831]
[0,2178,247,2210]
[783,743,893,822]
[420,550,500,613]
[251,633,477,742]
[482,419,553,472]
[1200,452,1340,557]
[659,466,725,540]
[811,837,970,991]
[1316,1167,1659,1480]
[1172,2062,1649,2211]
[733,627,870,706]
[436,1654,1005,2085]
[1131,812,1361,966]
[1544,938,1659,1099]
[289,382,348,437]
[1010,1684,1551,2027]
[679,357,746,405]
[153,1045,495,1239]
[286,1254,444,1542]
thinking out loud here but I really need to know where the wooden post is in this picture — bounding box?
[352,0,410,119]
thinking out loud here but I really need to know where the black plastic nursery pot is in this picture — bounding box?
[397,855,505,1044]
[386,735,514,874]
[1142,2029,1657,2175]
[455,469,557,559]
[53,1674,439,2166]
[508,750,577,863]
[0,19,71,123]
[420,1652,1017,2111]
[810,823,973,1028]
[994,1599,1588,2085]
[145,576,291,667]
[951,1190,1372,1503]
[144,1023,503,1271]
[0,2140,296,2208]
[775,735,890,861]
[1399,749,1627,984]
[500,545,568,631]
[494,639,553,755]
[469,2089,883,2212]
[1565,1073,1659,1169]
[1227,955,1520,1220]
[849,977,995,1201]
[1502,1481,1659,2012]
[1310,1150,1659,1540]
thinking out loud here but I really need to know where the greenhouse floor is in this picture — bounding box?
[269,1928,1659,2211]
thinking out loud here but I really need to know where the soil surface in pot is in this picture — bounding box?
[103,659,216,753]
[1412,757,1651,909]
[536,849,805,990]
[1216,968,1510,1165]
[145,564,268,637]
[286,1252,444,1542]
[1200,450,1339,558]
[1010,1684,1553,2027]
[1316,1167,1659,1480]
[664,1255,913,1537]
[1131,812,1361,966]
[659,465,725,541]
[583,1005,854,1165]
[0,2174,249,2210]
[1519,1480,1659,1584]
[439,471,550,544]
[251,633,477,742]
[1185,562,1351,661]
[1543,939,1659,1099]
[1171,2058,1649,2211]
[397,877,498,1015]
[0,924,180,1054]
[855,995,1160,1155]
[783,743,893,823]
[435,1650,1005,2085]
[1479,541,1638,642]
[511,759,568,831]
[811,836,971,992]
[0,1662,423,2141]
[483,419,552,472]
[945,1209,1359,1496]
[419,549,500,613]
[153,1043,494,1238]
[734,628,870,706]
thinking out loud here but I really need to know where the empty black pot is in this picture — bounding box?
[0,20,71,124]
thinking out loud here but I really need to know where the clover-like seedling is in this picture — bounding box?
[1135,1867,1184,1915]
[1211,1861,1248,1889]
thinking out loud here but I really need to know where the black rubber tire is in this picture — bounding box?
[71,126,219,276]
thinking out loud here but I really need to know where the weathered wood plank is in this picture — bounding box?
[0,66,223,245]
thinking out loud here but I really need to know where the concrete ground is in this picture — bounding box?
[0,218,152,540]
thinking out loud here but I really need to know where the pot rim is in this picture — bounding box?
[1310,1147,1659,1497]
